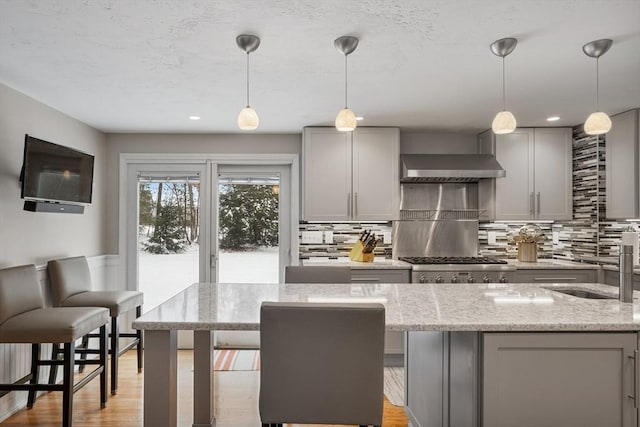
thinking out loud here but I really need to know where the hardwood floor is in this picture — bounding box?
[2,350,408,427]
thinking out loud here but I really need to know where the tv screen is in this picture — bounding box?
[20,135,94,204]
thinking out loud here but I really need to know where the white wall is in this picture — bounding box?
[104,133,302,253]
[0,83,108,268]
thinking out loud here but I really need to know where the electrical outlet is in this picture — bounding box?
[488,231,497,245]
[383,231,392,244]
[552,231,560,244]
[301,231,324,244]
[324,231,334,244]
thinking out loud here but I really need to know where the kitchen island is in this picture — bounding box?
[133,281,640,427]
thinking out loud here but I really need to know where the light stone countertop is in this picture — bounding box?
[506,259,601,270]
[302,258,411,269]
[133,282,640,332]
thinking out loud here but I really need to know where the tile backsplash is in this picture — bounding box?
[299,222,393,259]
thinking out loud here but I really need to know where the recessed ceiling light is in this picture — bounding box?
[189,116,201,121]
[356,116,364,121]
[546,116,560,122]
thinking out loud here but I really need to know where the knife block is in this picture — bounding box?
[349,240,375,263]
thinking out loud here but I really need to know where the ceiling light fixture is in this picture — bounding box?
[490,37,518,134]
[582,38,613,135]
[236,34,260,131]
[334,35,359,132]
[189,116,201,121]
[546,116,560,122]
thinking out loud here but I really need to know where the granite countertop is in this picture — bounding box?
[133,281,640,332]
[507,259,601,270]
[302,258,411,269]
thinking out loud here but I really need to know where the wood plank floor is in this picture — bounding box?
[2,350,408,427]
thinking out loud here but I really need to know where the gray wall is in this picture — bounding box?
[0,83,107,267]
[104,133,302,253]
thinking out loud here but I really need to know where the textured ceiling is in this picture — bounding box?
[1,0,639,134]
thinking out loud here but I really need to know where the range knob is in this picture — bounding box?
[451,276,459,284]
[467,276,476,283]
[483,276,491,284]
[419,275,427,283]
[499,276,508,283]
[435,276,444,284]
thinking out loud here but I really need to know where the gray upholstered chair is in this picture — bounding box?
[259,302,385,427]
[0,264,109,427]
[284,265,352,283]
[47,256,143,395]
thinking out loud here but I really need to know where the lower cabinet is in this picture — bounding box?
[483,332,638,427]
[351,268,410,360]
[406,331,639,427]
[604,269,640,290]
[515,268,598,283]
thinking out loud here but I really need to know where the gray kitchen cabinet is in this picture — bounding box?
[606,109,640,219]
[479,128,572,220]
[302,127,400,221]
[603,269,640,290]
[483,332,638,427]
[351,268,409,360]
[515,268,598,283]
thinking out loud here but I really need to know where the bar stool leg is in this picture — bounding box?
[62,341,75,427]
[110,316,119,395]
[99,324,108,407]
[48,343,60,386]
[136,305,143,373]
[27,343,40,408]
[78,334,89,373]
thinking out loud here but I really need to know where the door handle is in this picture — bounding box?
[536,192,541,217]
[354,192,358,217]
[347,193,351,217]
[529,192,534,216]
[628,350,639,408]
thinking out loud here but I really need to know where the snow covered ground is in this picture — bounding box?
[138,242,279,313]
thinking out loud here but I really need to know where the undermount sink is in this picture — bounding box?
[546,287,617,300]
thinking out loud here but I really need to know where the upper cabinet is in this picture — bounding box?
[606,109,639,219]
[302,127,400,221]
[479,127,572,221]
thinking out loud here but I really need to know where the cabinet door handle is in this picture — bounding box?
[347,193,351,217]
[536,192,541,217]
[354,192,358,217]
[533,277,577,281]
[629,350,639,408]
[529,192,535,216]
[351,277,381,282]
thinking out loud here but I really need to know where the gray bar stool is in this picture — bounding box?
[47,256,143,395]
[259,302,385,427]
[0,264,109,427]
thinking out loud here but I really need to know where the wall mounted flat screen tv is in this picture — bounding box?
[20,135,94,204]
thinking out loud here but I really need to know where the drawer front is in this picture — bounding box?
[350,269,410,284]
[515,269,597,283]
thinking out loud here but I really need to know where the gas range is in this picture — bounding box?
[398,256,515,284]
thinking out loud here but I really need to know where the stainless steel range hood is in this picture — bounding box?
[400,154,506,183]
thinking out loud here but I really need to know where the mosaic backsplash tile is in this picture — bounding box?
[299,222,393,259]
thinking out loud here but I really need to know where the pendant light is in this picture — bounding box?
[582,39,613,135]
[490,37,518,134]
[236,34,260,130]
[334,36,359,132]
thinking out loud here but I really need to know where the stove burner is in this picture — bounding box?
[398,256,507,265]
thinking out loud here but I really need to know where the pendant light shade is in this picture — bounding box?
[334,36,359,132]
[490,38,518,135]
[236,34,260,131]
[492,111,517,135]
[582,39,613,135]
[238,106,259,130]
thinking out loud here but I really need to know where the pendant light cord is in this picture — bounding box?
[344,54,349,108]
[595,57,600,111]
[246,52,250,107]
[502,56,506,111]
